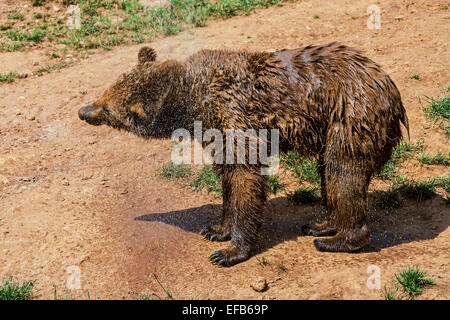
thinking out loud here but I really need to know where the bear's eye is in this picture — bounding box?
[102,108,110,116]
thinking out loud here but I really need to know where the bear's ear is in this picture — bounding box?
[138,46,157,65]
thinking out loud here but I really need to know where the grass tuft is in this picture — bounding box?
[418,151,450,166]
[394,266,435,299]
[265,174,285,195]
[383,285,403,300]
[393,176,438,201]
[0,276,34,300]
[419,86,450,137]
[158,162,192,180]
[189,164,222,196]
[142,273,178,300]
[375,190,401,210]
[380,139,425,180]
[256,256,270,267]
[34,63,68,76]
[0,72,21,83]
[7,12,25,21]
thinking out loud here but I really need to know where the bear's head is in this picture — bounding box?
[78,46,181,138]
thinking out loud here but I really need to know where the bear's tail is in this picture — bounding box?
[398,100,410,141]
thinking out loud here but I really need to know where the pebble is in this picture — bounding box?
[250,277,268,292]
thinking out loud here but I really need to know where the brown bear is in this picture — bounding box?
[79,43,409,267]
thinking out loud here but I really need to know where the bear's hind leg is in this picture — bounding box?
[301,152,337,237]
[200,176,232,242]
[209,166,268,267]
[313,158,370,252]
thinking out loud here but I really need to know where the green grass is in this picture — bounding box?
[7,12,25,21]
[0,22,13,30]
[158,163,222,196]
[33,63,68,76]
[419,86,450,137]
[189,164,222,196]
[256,256,270,267]
[0,276,34,300]
[0,72,21,83]
[440,174,450,192]
[383,285,403,300]
[2,0,288,54]
[142,273,178,300]
[87,288,97,300]
[409,72,419,80]
[280,151,320,184]
[7,28,47,43]
[418,151,450,166]
[383,266,436,300]
[256,256,287,274]
[158,161,192,180]
[313,14,319,19]
[393,176,438,201]
[266,174,285,194]
[287,186,321,205]
[375,190,401,210]
[380,139,425,180]
[32,0,47,6]
[1,42,25,51]
[394,267,435,299]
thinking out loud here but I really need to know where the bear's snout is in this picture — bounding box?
[78,104,105,126]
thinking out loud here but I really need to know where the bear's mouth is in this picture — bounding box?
[78,104,106,126]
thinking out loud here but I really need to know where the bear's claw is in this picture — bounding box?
[209,248,249,267]
[200,226,231,242]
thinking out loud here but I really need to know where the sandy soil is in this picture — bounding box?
[0,0,449,300]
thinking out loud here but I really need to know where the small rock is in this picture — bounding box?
[120,190,128,195]
[62,180,70,186]
[53,6,60,12]
[250,277,268,292]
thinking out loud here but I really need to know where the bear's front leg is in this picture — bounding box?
[209,165,268,267]
[200,175,232,242]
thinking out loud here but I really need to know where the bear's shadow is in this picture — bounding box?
[135,193,449,253]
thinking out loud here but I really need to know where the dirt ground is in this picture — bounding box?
[0,0,449,300]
